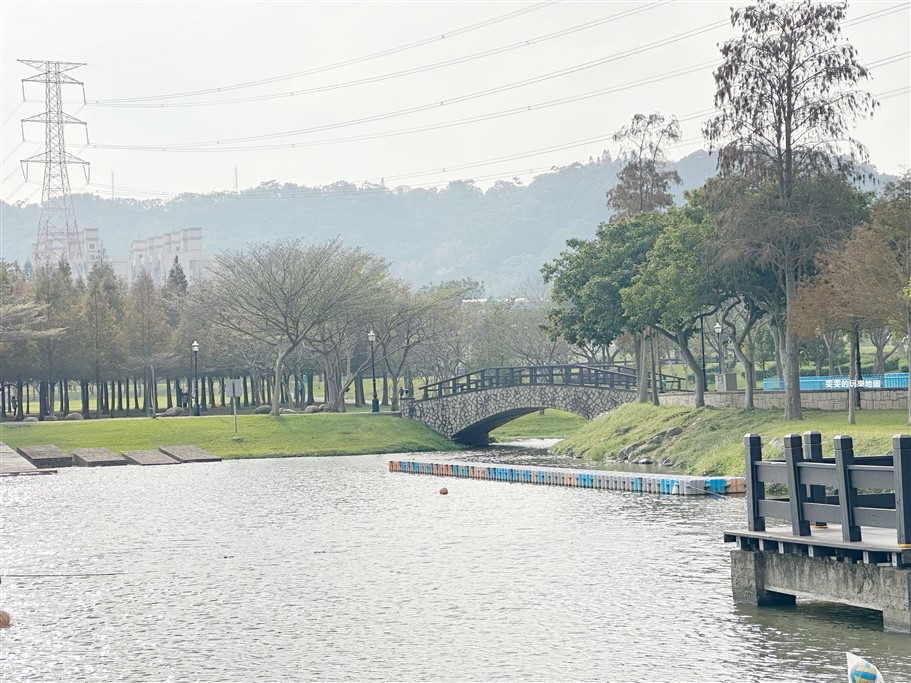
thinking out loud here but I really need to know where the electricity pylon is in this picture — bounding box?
[19,59,90,280]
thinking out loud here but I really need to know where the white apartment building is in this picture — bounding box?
[130,227,210,285]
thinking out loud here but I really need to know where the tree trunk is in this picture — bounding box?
[673,329,704,408]
[847,324,858,425]
[868,326,892,375]
[730,315,758,411]
[649,332,659,406]
[243,375,250,408]
[271,347,290,416]
[80,381,89,418]
[166,378,173,409]
[906,313,911,425]
[635,332,648,403]
[854,327,863,411]
[354,371,364,406]
[16,381,24,420]
[783,270,803,420]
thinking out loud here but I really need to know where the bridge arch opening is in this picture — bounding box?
[452,407,549,446]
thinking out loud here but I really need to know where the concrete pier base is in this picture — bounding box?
[730,549,911,633]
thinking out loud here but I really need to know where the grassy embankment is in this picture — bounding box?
[553,403,911,476]
[0,413,454,459]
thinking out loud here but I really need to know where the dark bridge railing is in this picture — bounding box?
[418,364,640,400]
[744,432,911,547]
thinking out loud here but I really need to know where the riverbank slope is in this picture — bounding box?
[0,413,454,459]
[555,403,911,476]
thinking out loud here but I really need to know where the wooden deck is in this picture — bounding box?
[724,524,911,568]
[0,442,56,476]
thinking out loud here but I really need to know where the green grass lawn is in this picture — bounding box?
[0,413,455,459]
[490,409,587,440]
[554,403,911,477]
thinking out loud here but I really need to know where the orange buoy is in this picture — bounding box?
[439,487,448,495]
[0,610,11,628]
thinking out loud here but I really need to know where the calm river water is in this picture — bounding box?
[1,443,909,682]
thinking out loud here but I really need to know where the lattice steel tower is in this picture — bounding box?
[19,60,90,279]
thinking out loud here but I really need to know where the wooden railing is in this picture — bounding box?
[744,432,911,546]
[418,364,641,399]
[584,363,684,393]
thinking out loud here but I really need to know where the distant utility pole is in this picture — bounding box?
[19,59,90,279]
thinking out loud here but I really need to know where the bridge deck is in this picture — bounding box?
[416,364,684,400]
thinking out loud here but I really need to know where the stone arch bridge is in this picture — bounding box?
[402,365,673,446]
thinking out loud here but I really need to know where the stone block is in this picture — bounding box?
[157,445,221,463]
[16,445,72,468]
[73,448,128,467]
[121,450,180,466]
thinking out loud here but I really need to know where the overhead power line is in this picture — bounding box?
[60,6,907,153]
[88,1,559,104]
[84,2,670,108]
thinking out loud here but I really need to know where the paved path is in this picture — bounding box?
[0,442,39,475]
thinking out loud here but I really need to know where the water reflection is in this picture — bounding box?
[0,449,908,681]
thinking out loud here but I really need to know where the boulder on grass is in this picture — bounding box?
[65,412,84,420]
[253,405,272,415]
[303,405,319,414]
[161,406,188,417]
[279,408,297,415]
[22,416,38,422]
[317,403,331,413]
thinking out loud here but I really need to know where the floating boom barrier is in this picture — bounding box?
[388,460,745,496]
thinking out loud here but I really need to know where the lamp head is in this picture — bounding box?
[367,330,376,343]
[191,340,199,352]
[713,323,722,335]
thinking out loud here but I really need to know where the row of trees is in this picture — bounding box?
[544,0,911,423]
[0,243,574,419]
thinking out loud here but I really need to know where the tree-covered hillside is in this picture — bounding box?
[0,150,889,294]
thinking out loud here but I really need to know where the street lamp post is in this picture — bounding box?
[192,340,200,416]
[367,330,379,413]
[714,322,723,376]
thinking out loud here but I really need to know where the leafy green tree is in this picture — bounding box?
[543,213,665,351]
[703,0,877,419]
[620,206,723,406]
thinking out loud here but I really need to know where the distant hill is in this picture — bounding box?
[0,150,895,295]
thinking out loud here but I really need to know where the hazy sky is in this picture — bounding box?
[1,1,908,205]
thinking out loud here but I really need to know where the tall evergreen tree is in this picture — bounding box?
[606,113,682,220]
